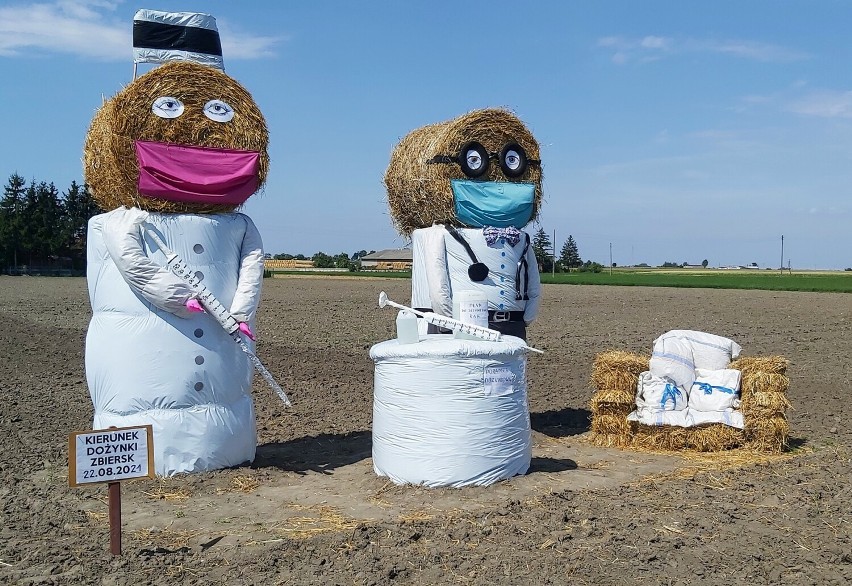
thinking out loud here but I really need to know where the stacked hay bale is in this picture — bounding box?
[588,352,791,454]
[731,356,791,452]
[588,351,648,447]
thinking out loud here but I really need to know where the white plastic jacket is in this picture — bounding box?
[410,225,541,324]
[85,206,264,476]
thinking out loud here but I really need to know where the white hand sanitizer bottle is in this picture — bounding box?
[396,310,419,344]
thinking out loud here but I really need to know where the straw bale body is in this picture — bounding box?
[84,61,269,214]
[383,108,543,235]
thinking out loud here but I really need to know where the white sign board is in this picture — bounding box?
[68,425,154,486]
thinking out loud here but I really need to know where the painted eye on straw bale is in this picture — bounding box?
[152,96,184,118]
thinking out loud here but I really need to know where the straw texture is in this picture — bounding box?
[383,108,543,235]
[84,61,269,214]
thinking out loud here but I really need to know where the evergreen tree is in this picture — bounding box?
[559,235,582,269]
[64,182,102,244]
[25,181,65,262]
[532,227,553,272]
[0,173,27,269]
[62,182,102,267]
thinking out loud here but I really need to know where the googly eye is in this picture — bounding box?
[499,143,529,178]
[152,96,184,119]
[458,141,490,178]
[203,99,234,123]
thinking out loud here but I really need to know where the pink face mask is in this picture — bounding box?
[135,140,260,206]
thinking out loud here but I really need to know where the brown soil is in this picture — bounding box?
[1,275,850,585]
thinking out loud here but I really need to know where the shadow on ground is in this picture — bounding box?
[531,407,591,438]
[253,430,372,474]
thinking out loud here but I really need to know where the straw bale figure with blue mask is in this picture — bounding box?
[383,108,544,341]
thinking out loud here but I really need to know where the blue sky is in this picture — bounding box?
[1,1,850,269]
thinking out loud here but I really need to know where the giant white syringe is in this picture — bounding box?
[142,224,292,407]
[378,292,543,354]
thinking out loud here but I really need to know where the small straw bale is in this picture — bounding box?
[590,388,636,411]
[741,372,789,397]
[587,432,632,449]
[590,412,632,435]
[383,108,543,235]
[744,415,790,453]
[84,61,269,215]
[730,356,788,376]
[631,424,691,451]
[591,350,650,392]
[739,391,793,415]
[685,425,744,452]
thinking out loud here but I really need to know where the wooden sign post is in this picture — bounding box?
[68,425,155,555]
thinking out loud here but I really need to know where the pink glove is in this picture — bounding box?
[186,298,205,313]
[239,322,256,341]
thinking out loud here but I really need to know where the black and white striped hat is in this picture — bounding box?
[133,9,224,71]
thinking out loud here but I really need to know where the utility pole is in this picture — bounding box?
[780,235,784,276]
[609,242,613,275]
[552,229,556,276]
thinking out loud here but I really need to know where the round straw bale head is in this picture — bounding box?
[383,108,543,235]
[84,61,269,214]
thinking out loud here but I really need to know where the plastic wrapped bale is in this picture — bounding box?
[370,335,531,487]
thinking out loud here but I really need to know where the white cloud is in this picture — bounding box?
[0,1,125,59]
[597,35,807,65]
[693,39,808,62]
[0,1,283,61]
[640,36,670,50]
[785,90,852,118]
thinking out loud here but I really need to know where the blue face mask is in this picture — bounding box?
[451,179,535,229]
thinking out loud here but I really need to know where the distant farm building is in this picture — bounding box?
[359,249,412,271]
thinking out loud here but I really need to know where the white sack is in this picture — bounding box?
[86,208,262,476]
[689,368,741,412]
[688,410,744,429]
[370,335,531,488]
[649,336,696,392]
[627,409,690,427]
[636,371,689,412]
[655,330,742,370]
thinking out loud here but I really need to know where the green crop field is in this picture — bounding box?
[268,268,852,293]
[540,268,852,293]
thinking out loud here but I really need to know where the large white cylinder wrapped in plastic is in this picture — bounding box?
[370,335,531,487]
[86,210,260,476]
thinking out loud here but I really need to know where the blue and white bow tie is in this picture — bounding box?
[483,226,521,246]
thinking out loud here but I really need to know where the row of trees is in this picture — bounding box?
[271,250,375,270]
[1,172,598,276]
[531,227,603,273]
[0,174,102,273]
